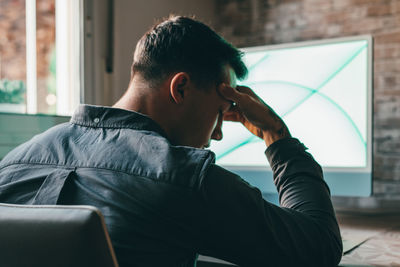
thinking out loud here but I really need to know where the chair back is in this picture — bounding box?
[0,203,119,267]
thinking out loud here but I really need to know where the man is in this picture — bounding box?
[0,16,342,266]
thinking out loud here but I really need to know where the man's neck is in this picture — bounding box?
[113,79,178,144]
[113,78,151,112]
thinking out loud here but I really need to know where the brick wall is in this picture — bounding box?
[0,0,26,81]
[215,0,400,209]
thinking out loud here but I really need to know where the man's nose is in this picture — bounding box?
[211,118,223,141]
[211,127,223,141]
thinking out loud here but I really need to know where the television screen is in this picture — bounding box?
[209,36,373,198]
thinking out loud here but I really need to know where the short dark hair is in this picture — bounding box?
[131,16,248,88]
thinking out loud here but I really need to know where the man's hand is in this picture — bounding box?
[218,84,291,146]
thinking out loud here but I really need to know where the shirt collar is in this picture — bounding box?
[70,104,169,138]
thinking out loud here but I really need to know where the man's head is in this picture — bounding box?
[131,15,247,88]
[116,16,248,148]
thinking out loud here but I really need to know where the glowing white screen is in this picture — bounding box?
[210,39,369,168]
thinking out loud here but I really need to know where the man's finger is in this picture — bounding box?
[218,83,242,103]
[222,105,241,121]
[236,85,253,95]
[223,112,240,122]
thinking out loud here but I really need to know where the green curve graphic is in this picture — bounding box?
[216,43,367,161]
[217,136,258,160]
[247,54,270,72]
[277,44,367,120]
[247,80,366,145]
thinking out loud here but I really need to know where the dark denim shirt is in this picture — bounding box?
[0,105,342,267]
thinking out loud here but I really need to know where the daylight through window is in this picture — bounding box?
[0,0,81,116]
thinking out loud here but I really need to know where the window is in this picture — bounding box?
[0,0,81,116]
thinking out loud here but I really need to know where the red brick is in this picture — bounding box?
[380,16,400,29]
[342,18,383,34]
[277,2,301,14]
[323,7,367,23]
[303,0,332,13]
[352,0,390,5]
[300,28,323,39]
[326,24,342,36]
[333,0,355,9]
[375,59,400,73]
[379,89,400,97]
[391,1,400,14]
[367,4,392,16]
[304,13,324,24]
[325,11,348,24]
[375,45,400,59]
[375,95,400,118]
[374,73,400,90]
[375,31,400,44]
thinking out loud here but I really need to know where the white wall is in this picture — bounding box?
[85,0,216,106]
[83,0,112,105]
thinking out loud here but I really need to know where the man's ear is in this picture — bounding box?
[170,72,190,104]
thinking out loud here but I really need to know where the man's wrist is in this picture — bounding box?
[262,125,291,146]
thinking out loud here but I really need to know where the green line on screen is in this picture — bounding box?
[247,54,270,72]
[277,44,367,119]
[216,135,258,160]
[246,80,366,145]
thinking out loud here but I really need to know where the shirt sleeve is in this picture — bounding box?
[196,138,342,267]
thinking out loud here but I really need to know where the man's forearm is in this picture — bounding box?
[266,137,343,266]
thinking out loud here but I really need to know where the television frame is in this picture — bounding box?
[216,35,374,198]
